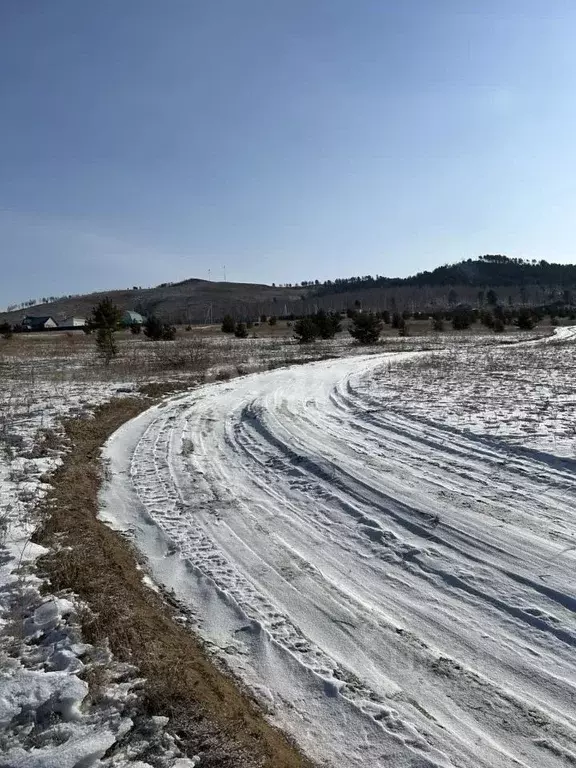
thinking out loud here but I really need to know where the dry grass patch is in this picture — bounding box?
[35,397,315,768]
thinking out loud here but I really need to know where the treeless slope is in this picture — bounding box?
[1,279,309,325]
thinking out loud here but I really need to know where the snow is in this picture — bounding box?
[0,379,194,768]
[101,332,576,768]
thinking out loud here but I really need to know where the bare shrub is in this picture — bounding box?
[149,338,209,371]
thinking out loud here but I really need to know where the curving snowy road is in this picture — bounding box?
[101,352,576,768]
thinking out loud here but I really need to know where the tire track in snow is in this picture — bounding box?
[103,353,576,768]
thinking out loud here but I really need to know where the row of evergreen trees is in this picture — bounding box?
[220,309,384,345]
[217,303,565,345]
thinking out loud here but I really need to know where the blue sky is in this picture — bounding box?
[2,0,576,306]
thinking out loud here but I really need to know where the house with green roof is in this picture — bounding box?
[122,310,145,326]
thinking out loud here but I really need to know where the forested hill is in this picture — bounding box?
[4,255,576,325]
[311,255,576,296]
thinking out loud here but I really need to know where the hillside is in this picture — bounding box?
[0,279,312,326]
[4,255,576,326]
[305,255,576,311]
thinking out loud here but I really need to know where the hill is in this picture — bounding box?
[0,279,312,326]
[311,254,576,295]
[3,255,576,326]
[303,255,576,313]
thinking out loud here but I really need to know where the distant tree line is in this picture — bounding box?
[303,255,576,297]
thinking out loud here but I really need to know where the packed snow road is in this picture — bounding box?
[101,352,576,768]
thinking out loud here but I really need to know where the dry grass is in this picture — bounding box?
[35,397,315,768]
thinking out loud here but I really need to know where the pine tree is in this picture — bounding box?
[349,312,383,344]
[143,315,176,340]
[143,315,164,340]
[293,317,319,343]
[451,307,474,330]
[96,327,118,365]
[313,310,341,339]
[234,322,248,338]
[516,308,536,330]
[89,298,122,364]
[486,289,498,306]
[89,297,122,331]
[221,314,235,333]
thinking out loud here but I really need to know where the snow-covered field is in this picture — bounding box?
[370,326,576,458]
[0,375,197,767]
[101,332,576,768]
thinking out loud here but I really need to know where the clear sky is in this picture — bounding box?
[2,0,576,306]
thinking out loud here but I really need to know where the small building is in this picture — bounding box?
[122,310,145,326]
[22,316,58,331]
[60,316,86,329]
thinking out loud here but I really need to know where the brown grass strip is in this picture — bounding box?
[36,397,316,768]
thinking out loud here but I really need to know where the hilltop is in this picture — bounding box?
[3,255,576,325]
[0,278,311,326]
[311,254,576,295]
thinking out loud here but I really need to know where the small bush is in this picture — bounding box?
[480,311,494,328]
[432,315,444,332]
[144,315,175,341]
[221,314,235,333]
[452,307,474,330]
[516,308,536,330]
[161,324,177,341]
[0,322,13,340]
[129,323,141,335]
[234,322,248,338]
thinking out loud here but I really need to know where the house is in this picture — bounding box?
[22,316,58,331]
[122,310,145,326]
[60,317,87,329]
